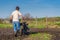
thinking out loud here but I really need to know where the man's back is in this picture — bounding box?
[11,10,22,22]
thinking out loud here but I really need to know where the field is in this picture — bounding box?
[0,17,60,40]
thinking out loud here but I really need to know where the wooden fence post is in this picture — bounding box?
[35,16,37,27]
[46,16,48,28]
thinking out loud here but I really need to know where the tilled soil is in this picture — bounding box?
[0,28,60,40]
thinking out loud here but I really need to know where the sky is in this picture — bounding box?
[0,0,60,18]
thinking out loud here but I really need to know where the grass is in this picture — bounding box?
[23,33,52,40]
[55,21,60,26]
[0,21,46,28]
[27,21,46,28]
[0,24,12,28]
[0,21,60,28]
[29,24,45,28]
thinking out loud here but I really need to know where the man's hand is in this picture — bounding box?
[10,16,13,23]
[22,16,25,20]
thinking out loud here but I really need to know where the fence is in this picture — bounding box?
[25,16,60,28]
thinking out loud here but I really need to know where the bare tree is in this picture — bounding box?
[24,13,31,20]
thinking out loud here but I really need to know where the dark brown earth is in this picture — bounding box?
[0,28,60,40]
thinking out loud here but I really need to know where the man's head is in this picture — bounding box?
[16,6,20,10]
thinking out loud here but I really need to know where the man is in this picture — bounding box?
[10,6,23,37]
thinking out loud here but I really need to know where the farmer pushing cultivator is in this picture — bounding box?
[10,6,30,37]
[10,6,23,37]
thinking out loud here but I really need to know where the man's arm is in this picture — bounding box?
[10,12,13,23]
[18,12,24,22]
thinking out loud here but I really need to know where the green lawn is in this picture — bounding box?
[0,21,60,28]
[29,33,52,40]
[0,24,12,28]
[55,21,60,26]
[0,22,46,28]
[29,24,46,28]
[21,33,52,40]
